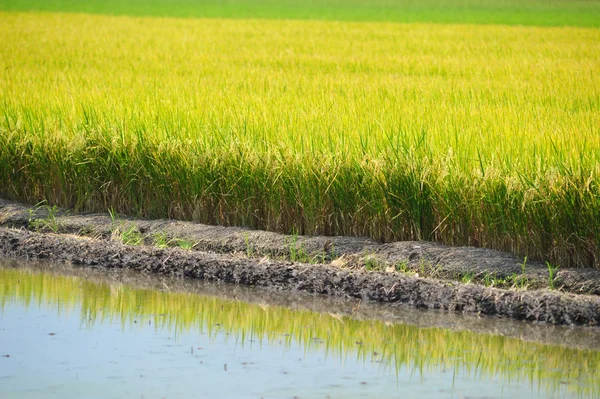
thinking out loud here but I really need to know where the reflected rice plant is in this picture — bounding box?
[0,266,598,397]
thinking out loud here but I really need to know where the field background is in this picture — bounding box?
[0,1,599,269]
[1,0,599,27]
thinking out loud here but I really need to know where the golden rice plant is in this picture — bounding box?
[0,12,599,267]
[1,266,599,397]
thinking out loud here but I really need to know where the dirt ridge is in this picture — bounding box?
[1,198,599,295]
[1,226,600,326]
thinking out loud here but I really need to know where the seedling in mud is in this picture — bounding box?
[286,235,310,263]
[153,232,170,248]
[546,261,560,290]
[309,250,329,265]
[305,240,337,264]
[461,272,475,284]
[520,256,528,274]
[152,232,197,250]
[150,231,196,250]
[509,273,529,290]
[481,272,496,287]
[111,223,143,246]
[174,238,196,250]
[108,210,145,246]
[28,204,60,232]
[108,207,119,224]
[395,261,414,275]
[120,225,144,246]
[417,259,443,278]
[363,255,385,272]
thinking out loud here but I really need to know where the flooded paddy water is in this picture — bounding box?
[0,260,599,399]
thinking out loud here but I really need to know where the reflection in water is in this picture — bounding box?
[1,264,599,398]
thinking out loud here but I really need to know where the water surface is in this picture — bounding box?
[1,260,599,398]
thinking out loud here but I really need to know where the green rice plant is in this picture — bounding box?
[520,257,527,274]
[120,225,144,246]
[481,272,496,287]
[394,261,414,275]
[491,272,530,290]
[286,235,310,263]
[108,208,119,225]
[150,232,195,250]
[509,274,530,290]
[309,253,326,264]
[416,259,444,278]
[244,233,254,257]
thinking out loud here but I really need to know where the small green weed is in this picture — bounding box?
[150,231,196,250]
[509,273,530,290]
[546,261,560,289]
[153,232,170,248]
[108,207,119,224]
[481,272,496,287]
[120,225,143,246]
[28,204,60,232]
[417,259,443,278]
[520,256,528,274]
[110,223,143,246]
[174,238,195,250]
[287,235,310,263]
[364,255,385,272]
[461,272,475,284]
[395,261,415,274]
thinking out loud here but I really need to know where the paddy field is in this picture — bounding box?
[0,1,599,268]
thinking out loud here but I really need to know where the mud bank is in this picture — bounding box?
[1,226,600,326]
[1,198,600,295]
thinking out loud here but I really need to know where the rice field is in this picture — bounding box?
[0,1,599,269]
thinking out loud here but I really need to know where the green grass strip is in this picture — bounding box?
[0,0,599,27]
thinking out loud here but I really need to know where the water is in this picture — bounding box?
[0,260,599,399]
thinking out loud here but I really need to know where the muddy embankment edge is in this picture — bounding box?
[1,215,600,326]
[2,198,600,295]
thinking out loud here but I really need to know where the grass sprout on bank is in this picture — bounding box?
[173,238,195,250]
[27,203,60,233]
[111,224,144,246]
[152,232,170,249]
[546,262,560,290]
